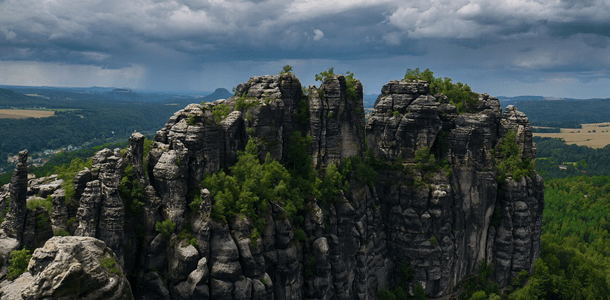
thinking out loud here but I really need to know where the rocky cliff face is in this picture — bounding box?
[0,73,543,299]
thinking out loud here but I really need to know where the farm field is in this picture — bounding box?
[0,109,55,119]
[534,122,610,148]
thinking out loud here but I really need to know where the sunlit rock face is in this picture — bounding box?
[0,73,542,300]
[0,236,133,300]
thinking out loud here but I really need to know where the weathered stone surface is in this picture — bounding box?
[0,150,29,241]
[5,236,133,300]
[169,240,199,281]
[308,75,365,169]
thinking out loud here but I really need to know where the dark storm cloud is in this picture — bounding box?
[551,23,610,38]
[0,0,419,67]
[2,0,610,98]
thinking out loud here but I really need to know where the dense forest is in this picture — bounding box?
[0,86,231,173]
[457,131,610,298]
[533,137,610,178]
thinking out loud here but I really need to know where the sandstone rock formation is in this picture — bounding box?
[0,236,133,300]
[1,150,29,240]
[0,72,543,299]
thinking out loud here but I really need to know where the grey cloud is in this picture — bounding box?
[0,0,411,67]
[551,23,610,38]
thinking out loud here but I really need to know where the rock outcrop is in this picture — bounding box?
[1,150,29,240]
[0,73,543,299]
[0,236,133,300]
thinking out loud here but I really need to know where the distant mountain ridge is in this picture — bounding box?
[499,96,610,128]
[201,88,233,102]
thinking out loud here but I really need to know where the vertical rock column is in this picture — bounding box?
[0,150,29,241]
[308,75,365,169]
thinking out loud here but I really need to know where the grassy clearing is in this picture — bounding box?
[534,122,610,148]
[0,109,55,119]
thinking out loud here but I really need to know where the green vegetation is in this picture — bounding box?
[279,65,293,74]
[53,228,71,236]
[412,147,450,179]
[187,114,196,126]
[376,260,414,300]
[119,165,145,214]
[26,195,53,214]
[413,283,426,300]
[200,132,377,247]
[155,219,176,237]
[534,136,610,178]
[0,140,130,185]
[235,93,261,111]
[344,71,357,103]
[297,99,308,126]
[319,163,342,202]
[54,157,92,204]
[456,261,499,300]
[340,155,377,187]
[0,87,177,173]
[404,68,478,114]
[306,255,318,277]
[212,103,231,123]
[494,131,534,182]
[543,176,610,258]
[203,139,303,233]
[178,224,198,247]
[467,166,610,298]
[7,247,32,280]
[100,254,121,275]
[294,228,306,242]
[508,175,610,299]
[314,68,358,104]
[315,67,335,82]
[506,98,610,128]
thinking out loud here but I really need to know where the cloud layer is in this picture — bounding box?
[1,0,610,97]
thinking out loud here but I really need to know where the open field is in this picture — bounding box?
[534,122,610,148]
[0,109,55,119]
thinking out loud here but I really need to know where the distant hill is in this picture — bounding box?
[505,98,610,128]
[202,88,233,102]
[0,88,54,108]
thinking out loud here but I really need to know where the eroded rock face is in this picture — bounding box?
[0,74,543,300]
[1,150,29,240]
[366,80,542,297]
[308,75,366,169]
[0,236,133,300]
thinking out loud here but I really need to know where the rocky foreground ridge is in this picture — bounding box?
[0,73,543,299]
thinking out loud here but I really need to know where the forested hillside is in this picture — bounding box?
[0,86,214,173]
[506,98,610,128]
[508,176,610,299]
[534,137,610,178]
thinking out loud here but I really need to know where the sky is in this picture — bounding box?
[1,0,610,98]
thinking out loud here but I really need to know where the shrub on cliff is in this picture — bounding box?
[404,68,478,113]
[279,65,293,74]
[314,68,358,104]
[7,247,32,280]
[494,130,535,182]
[54,157,92,204]
[155,219,176,237]
[202,139,304,233]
